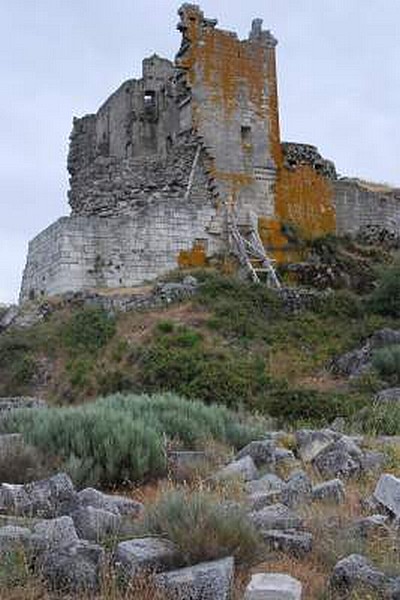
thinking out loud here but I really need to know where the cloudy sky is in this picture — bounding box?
[1,0,399,304]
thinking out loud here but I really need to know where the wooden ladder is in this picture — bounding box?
[228,210,281,288]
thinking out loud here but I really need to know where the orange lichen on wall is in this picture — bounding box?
[178,242,207,268]
[266,46,283,169]
[178,12,268,119]
[258,216,306,264]
[275,165,336,242]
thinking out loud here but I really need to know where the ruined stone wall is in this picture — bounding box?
[68,135,213,217]
[20,197,222,302]
[176,5,278,225]
[334,179,400,241]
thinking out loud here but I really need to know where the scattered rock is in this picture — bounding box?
[71,506,122,542]
[330,554,396,597]
[374,474,400,517]
[154,556,234,600]
[262,529,313,558]
[115,537,181,580]
[24,473,77,518]
[214,456,258,482]
[312,479,346,504]
[312,438,363,479]
[296,429,339,463]
[244,572,302,600]
[38,539,105,592]
[32,516,79,550]
[246,474,285,496]
[281,471,312,508]
[236,440,276,469]
[78,487,143,517]
[250,503,303,531]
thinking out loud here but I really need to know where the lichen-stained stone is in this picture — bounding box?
[374,474,400,517]
[114,537,181,581]
[154,557,234,600]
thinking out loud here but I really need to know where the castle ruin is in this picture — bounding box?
[20,4,400,302]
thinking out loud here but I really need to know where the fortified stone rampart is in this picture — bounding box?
[19,4,399,303]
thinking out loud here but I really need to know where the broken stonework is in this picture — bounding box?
[19,5,400,302]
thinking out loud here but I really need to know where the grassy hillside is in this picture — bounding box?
[1,237,399,427]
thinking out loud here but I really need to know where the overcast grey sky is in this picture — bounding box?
[1,1,399,304]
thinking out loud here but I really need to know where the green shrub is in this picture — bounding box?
[372,345,400,383]
[195,271,282,340]
[138,339,269,409]
[0,393,266,487]
[10,354,37,387]
[319,290,364,319]
[140,489,264,566]
[66,357,94,388]
[368,264,400,317]
[156,320,175,334]
[261,385,367,425]
[61,307,116,355]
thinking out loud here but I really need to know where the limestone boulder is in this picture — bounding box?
[38,540,105,592]
[246,474,284,496]
[249,503,303,531]
[154,557,234,600]
[71,506,122,542]
[312,479,346,504]
[25,473,77,518]
[32,516,79,551]
[214,456,258,482]
[114,537,181,580]
[244,573,302,600]
[236,440,276,469]
[295,429,339,463]
[312,438,363,479]
[262,529,313,558]
[78,487,143,517]
[374,474,400,517]
[329,554,396,597]
[281,471,312,508]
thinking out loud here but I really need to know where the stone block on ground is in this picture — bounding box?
[214,456,258,482]
[154,556,234,600]
[25,473,77,518]
[374,388,400,404]
[262,529,313,558]
[329,554,395,597]
[32,516,79,551]
[246,474,284,496]
[244,573,302,600]
[78,487,143,517]
[236,440,276,469]
[295,429,338,463]
[38,540,105,592]
[114,537,181,580]
[312,479,345,504]
[374,474,400,517]
[281,471,312,508]
[312,438,363,479]
[249,503,303,531]
[71,506,122,542]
